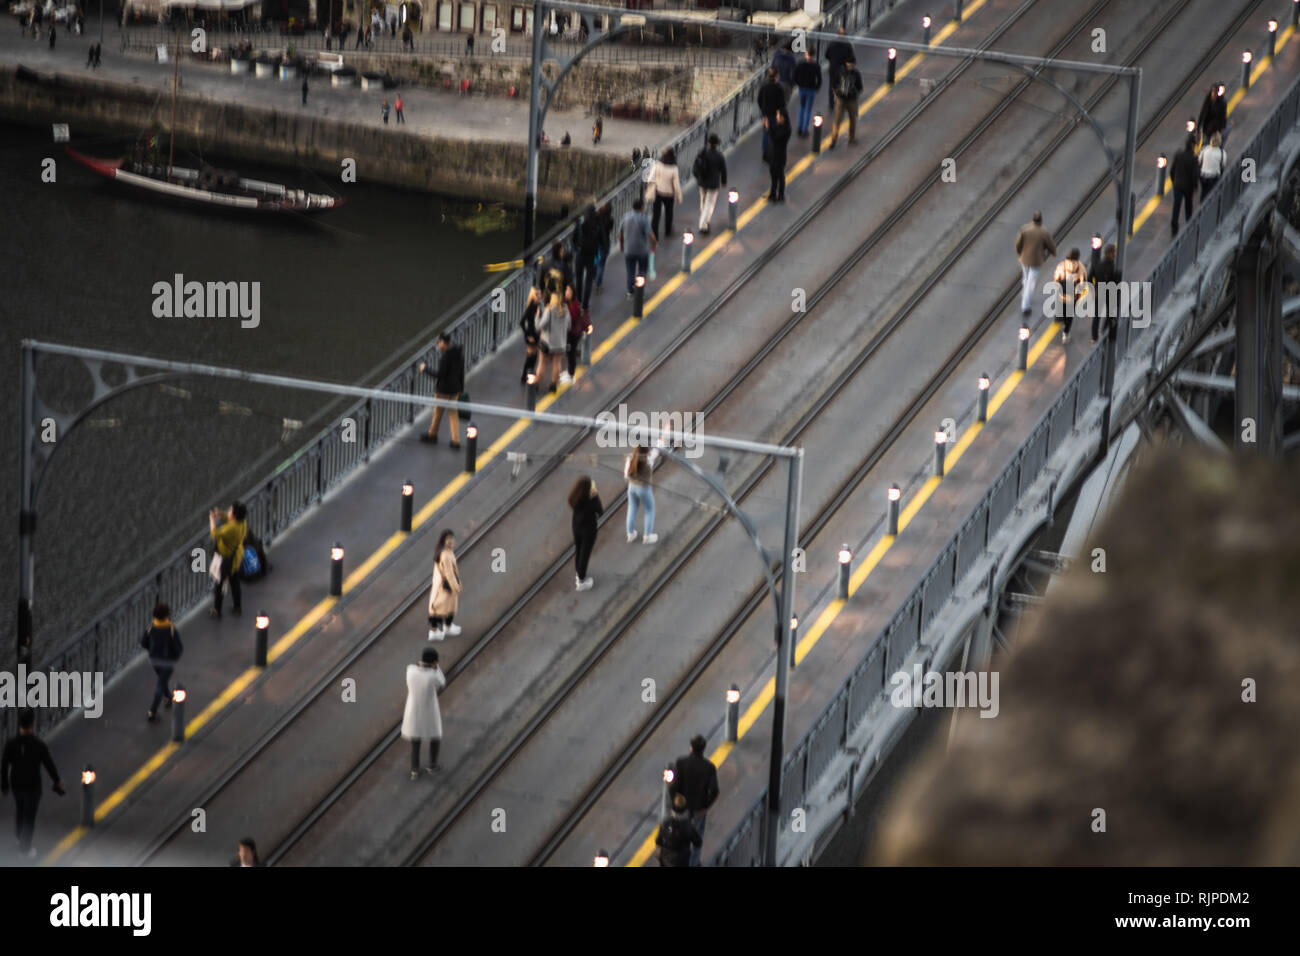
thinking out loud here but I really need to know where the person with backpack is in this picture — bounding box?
[824,26,853,116]
[536,289,567,391]
[771,41,796,99]
[624,443,661,544]
[537,239,574,305]
[563,296,587,384]
[402,648,447,780]
[828,56,863,150]
[427,530,463,641]
[793,48,822,137]
[671,734,720,866]
[765,107,792,203]
[417,333,464,448]
[519,286,542,385]
[694,133,727,235]
[209,501,247,619]
[142,602,182,723]
[646,148,684,241]
[1198,131,1225,202]
[568,475,603,591]
[1052,248,1089,345]
[573,204,602,316]
[656,793,703,867]
[618,198,656,298]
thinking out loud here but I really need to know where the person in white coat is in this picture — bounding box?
[646,147,685,241]
[402,648,447,780]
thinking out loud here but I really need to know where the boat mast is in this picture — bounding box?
[168,27,179,179]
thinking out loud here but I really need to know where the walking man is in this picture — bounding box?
[418,332,464,447]
[757,66,786,162]
[793,48,822,137]
[694,133,727,235]
[827,56,862,149]
[671,734,719,866]
[1170,133,1198,236]
[765,107,792,202]
[619,198,656,298]
[1014,211,1056,317]
[394,94,405,124]
[209,501,247,619]
[825,26,853,116]
[301,76,309,105]
[1,709,65,859]
[402,648,447,779]
[656,794,703,867]
[141,602,183,723]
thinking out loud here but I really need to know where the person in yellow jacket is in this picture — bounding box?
[427,530,463,641]
[209,501,248,619]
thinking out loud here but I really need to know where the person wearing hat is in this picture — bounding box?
[655,793,702,867]
[671,734,720,866]
[402,648,447,780]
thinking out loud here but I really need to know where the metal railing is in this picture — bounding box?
[710,65,1300,867]
[23,0,891,741]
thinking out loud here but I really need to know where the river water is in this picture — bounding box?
[0,119,549,656]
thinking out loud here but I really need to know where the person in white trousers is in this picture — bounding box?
[1014,211,1057,317]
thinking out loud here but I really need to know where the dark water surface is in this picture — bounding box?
[0,120,549,657]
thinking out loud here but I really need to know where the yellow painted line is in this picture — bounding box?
[1136,24,1293,231]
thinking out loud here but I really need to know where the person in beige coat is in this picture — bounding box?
[646,147,685,241]
[402,648,446,780]
[427,530,463,641]
[1014,211,1057,317]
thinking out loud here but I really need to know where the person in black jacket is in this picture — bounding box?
[1,709,64,858]
[695,133,728,235]
[765,107,792,202]
[824,26,853,115]
[592,202,615,292]
[230,836,264,867]
[793,48,822,137]
[418,333,464,448]
[142,602,183,722]
[828,56,863,149]
[1198,82,1228,145]
[573,204,602,316]
[1088,243,1122,346]
[672,734,720,866]
[519,286,542,384]
[568,475,603,591]
[756,66,786,163]
[1170,134,1199,237]
[656,793,703,867]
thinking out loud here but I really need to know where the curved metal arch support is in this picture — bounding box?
[658,447,784,630]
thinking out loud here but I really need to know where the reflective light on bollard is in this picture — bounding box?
[660,766,675,823]
[633,274,646,318]
[1269,19,1278,59]
[401,480,414,532]
[171,685,186,743]
[526,372,538,412]
[1294,0,1299,29]
[1091,233,1102,253]
[580,323,593,366]
[1156,154,1167,196]
[789,615,799,669]
[934,429,948,477]
[1242,50,1253,90]
[80,765,95,828]
[838,544,852,600]
[886,47,897,85]
[953,0,963,23]
[978,373,990,423]
[1185,118,1197,135]
[922,14,932,44]
[682,231,694,274]
[725,685,740,742]
[255,612,270,668]
[888,483,901,536]
[465,425,478,474]
[594,850,610,867]
[329,543,344,596]
[727,189,739,231]
[812,114,823,154]
[1017,324,1030,371]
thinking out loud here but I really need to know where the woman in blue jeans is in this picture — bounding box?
[625,444,661,543]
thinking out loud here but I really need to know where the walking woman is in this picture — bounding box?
[624,444,661,544]
[1198,132,1225,202]
[536,289,566,392]
[520,286,542,384]
[209,502,247,619]
[427,530,463,641]
[141,603,182,723]
[568,475,604,591]
[647,147,684,240]
[401,648,446,780]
